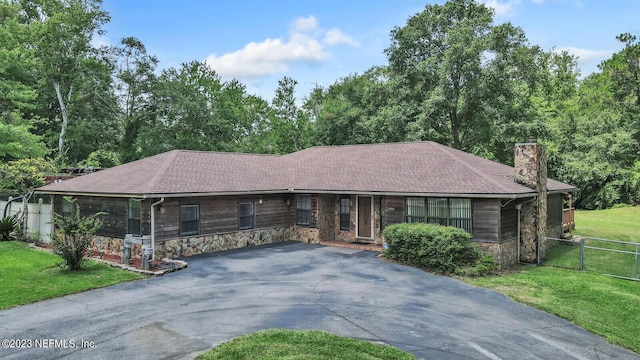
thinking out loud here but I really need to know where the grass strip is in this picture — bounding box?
[197,329,414,360]
[0,241,143,309]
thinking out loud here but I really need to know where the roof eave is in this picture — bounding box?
[36,187,577,199]
[34,189,293,198]
[286,189,539,199]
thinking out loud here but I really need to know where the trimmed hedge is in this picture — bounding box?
[383,222,494,275]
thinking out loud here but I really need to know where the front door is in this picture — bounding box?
[357,196,372,238]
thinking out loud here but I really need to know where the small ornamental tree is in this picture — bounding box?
[0,158,57,240]
[51,197,105,270]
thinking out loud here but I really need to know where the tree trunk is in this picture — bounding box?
[19,191,33,241]
[449,108,461,149]
[54,81,69,158]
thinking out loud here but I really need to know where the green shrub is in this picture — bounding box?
[0,214,18,241]
[611,203,631,209]
[455,254,500,277]
[51,197,105,270]
[383,223,483,274]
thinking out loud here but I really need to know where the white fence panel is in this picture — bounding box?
[0,200,53,243]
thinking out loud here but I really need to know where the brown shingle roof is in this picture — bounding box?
[37,150,288,196]
[37,141,575,197]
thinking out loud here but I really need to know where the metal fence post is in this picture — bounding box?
[579,238,585,270]
[635,243,638,280]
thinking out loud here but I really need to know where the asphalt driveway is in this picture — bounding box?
[0,242,637,360]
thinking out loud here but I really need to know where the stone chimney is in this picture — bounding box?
[514,140,547,263]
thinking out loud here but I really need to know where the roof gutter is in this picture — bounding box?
[33,189,292,198]
[284,189,539,199]
[34,187,575,200]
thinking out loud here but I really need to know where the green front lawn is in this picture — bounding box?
[573,206,640,242]
[0,241,143,309]
[468,266,640,353]
[197,329,414,360]
[466,206,640,354]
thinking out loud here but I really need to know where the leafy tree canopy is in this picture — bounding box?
[0,157,57,194]
[0,123,49,162]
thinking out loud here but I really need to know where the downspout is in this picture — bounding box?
[516,204,521,264]
[150,197,165,260]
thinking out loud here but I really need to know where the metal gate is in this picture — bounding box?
[538,236,640,281]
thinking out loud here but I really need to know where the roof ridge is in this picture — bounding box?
[288,141,433,153]
[147,151,181,193]
[434,144,524,193]
[177,149,283,157]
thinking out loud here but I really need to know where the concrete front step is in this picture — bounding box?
[319,240,383,252]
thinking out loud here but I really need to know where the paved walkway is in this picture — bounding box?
[0,242,637,360]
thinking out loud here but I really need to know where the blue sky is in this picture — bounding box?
[100,0,640,101]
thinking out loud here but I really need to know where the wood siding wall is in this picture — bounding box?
[547,193,563,228]
[500,201,518,242]
[56,194,296,241]
[382,196,405,228]
[155,194,295,241]
[54,195,128,238]
[473,199,500,243]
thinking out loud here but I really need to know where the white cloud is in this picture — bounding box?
[555,46,611,76]
[481,0,520,17]
[323,28,359,47]
[558,46,609,63]
[291,16,318,33]
[205,35,327,79]
[205,16,357,80]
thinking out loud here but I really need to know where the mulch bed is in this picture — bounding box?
[34,243,187,275]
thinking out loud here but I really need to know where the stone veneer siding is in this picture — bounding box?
[317,195,336,241]
[477,223,564,269]
[480,238,518,269]
[91,226,322,260]
[373,197,382,244]
[514,142,548,263]
[335,196,356,242]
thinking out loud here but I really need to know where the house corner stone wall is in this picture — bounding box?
[514,142,548,263]
[317,195,335,241]
[480,238,518,269]
[335,195,356,242]
[373,196,383,245]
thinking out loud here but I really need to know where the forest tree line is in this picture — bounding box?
[1,0,639,209]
